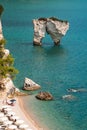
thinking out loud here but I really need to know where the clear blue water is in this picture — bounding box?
[0,0,87,130]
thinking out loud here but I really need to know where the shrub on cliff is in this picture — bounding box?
[0,5,18,80]
[0,39,18,79]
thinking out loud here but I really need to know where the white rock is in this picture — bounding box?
[3,49,10,59]
[33,17,69,45]
[0,20,3,40]
[33,19,47,45]
[23,77,41,91]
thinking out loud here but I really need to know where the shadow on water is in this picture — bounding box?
[18,40,68,57]
[32,43,68,57]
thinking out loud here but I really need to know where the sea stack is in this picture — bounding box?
[33,17,69,45]
[23,77,41,91]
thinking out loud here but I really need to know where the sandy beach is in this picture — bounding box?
[0,92,42,130]
[18,97,43,130]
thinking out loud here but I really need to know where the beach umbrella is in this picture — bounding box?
[0,113,4,117]
[10,99,16,102]
[19,124,29,129]
[15,119,24,125]
[0,116,8,121]
[4,120,13,125]
[2,105,11,109]
[26,128,33,130]
[10,115,19,120]
[4,108,12,114]
[4,108,12,111]
[6,111,15,116]
[7,124,17,130]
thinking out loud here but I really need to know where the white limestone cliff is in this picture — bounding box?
[0,11,14,91]
[3,49,10,59]
[0,20,3,40]
[0,16,10,58]
[33,17,69,45]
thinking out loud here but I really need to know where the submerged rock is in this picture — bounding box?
[23,77,41,91]
[33,17,69,45]
[36,91,53,101]
[62,94,76,101]
[67,88,87,93]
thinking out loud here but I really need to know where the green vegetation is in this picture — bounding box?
[0,39,6,46]
[0,5,18,79]
[0,38,18,79]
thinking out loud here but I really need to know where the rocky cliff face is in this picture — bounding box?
[0,20,3,40]
[33,17,69,45]
[0,18,10,58]
[0,11,13,91]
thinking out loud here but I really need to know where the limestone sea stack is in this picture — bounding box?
[33,17,69,45]
[23,77,41,91]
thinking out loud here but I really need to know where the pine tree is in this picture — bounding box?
[0,5,18,80]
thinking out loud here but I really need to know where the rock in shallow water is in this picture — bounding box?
[23,77,41,91]
[35,91,53,101]
[62,94,76,101]
[33,17,69,46]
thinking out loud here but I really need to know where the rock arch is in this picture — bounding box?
[33,17,69,46]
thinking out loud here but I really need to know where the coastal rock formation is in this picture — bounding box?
[0,5,19,96]
[62,94,76,101]
[0,20,3,40]
[23,77,41,91]
[3,49,10,59]
[0,5,4,41]
[35,91,53,101]
[7,87,28,98]
[33,17,69,45]
[33,18,47,45]
[67,88,87,93]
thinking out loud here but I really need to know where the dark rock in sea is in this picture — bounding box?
[35,91,53,101]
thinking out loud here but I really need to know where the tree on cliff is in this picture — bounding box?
[0,5,18,80]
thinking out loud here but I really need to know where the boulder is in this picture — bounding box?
[62,94,76,100]
[0,77,15,91]
[35,91,53,101]
[3,49,10,59]
[23,77,41,91]
[33,17,69,45]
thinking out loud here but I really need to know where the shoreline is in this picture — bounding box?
[0,92,42,130]
[18,96,42,130]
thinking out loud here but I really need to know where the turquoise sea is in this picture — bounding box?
[0,0,87,130]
